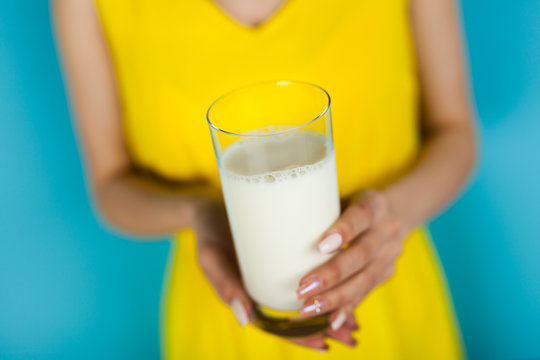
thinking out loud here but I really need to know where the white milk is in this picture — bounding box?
[220,131,340,311]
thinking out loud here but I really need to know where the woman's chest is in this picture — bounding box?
[99,0,419,195]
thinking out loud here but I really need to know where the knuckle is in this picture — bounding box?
[350,201,372,222]
[332,290,346,307]
[373,190,386,205]
[325,263,342,284]
[341,202,373,240]
[326,289,346,308]
[340,219,354,241]
[356,241,373,263]
[370,190,386,210]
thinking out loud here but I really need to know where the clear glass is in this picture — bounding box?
[207,81,340,337]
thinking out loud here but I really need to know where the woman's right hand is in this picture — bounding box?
[193,200,254,327]
[193,199,360,352]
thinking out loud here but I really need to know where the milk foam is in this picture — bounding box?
[223,156,329,184]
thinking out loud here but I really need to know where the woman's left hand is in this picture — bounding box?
[296,189,410,329]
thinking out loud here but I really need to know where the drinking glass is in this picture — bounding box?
[207,81,340,337]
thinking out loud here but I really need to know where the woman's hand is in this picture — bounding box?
[194,200,253,326]
[296,190,410,326]
[194,199,360,352]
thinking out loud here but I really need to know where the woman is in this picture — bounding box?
[53,0,476,358]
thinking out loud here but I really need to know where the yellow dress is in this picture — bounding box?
[95,0,464,358]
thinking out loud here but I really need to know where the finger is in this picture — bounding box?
[328,307,359,331]
[197,243,253,324]
[352,190,386,221]
[328,303,360,331]
[288,335,329,352]
[298,230,383,299]
[325,309,358,347]
[345,315,360,331]
[197,243,242,301]
[330,310,346,331]
[355,190,405,238]
[326,327,358,347]
[328,305,360,330]
[380,262,397,284]
[298,214,405,299]
[317,199,374,255]
[300,243,400,317]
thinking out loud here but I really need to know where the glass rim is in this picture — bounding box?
[206,80,331,138]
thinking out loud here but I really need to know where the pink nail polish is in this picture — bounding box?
[318,233,342,254]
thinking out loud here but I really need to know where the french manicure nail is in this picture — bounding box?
[230,298,248,326]
[331,311,346,330]
[319,233,342,254]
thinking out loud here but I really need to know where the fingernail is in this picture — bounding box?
[301,298,327,317]
[331,311,347,330]
[316,347,328,353]
[297,277,323,297]
[230,298,248,326]
[318,233,342,254]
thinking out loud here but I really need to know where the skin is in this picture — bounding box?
[53,0,477,352]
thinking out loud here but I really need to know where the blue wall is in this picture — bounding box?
[0,2,169,359]
[429,1,540,359]
[0,1,538,359]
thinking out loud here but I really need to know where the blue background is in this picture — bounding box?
[0,1,538,359]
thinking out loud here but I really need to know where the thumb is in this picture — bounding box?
[197,243,253,326]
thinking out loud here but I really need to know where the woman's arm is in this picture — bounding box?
[52,0,219,237]
[296,0,477,323]
[384,0,477,227]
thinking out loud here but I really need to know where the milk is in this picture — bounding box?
[219,130,340,311]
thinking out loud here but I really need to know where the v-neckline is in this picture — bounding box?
[207,0,294,31]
